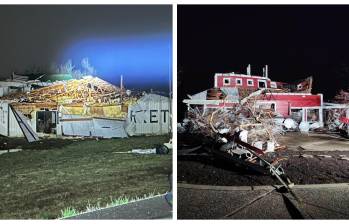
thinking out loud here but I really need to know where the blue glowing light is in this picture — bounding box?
[59,32,172,90]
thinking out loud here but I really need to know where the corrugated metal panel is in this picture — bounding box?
[61,114,127,138]
[61,115,93,137]
[0,101,31,137]
[9,107,32,137]
[92,118,127,138]
[126,94,171,136]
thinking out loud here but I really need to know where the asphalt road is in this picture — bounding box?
[178,183,349,219]
[278,132,349,151]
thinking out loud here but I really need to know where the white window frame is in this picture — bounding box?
[256,101,277,111]
[270,82,277,88]
[223,78,231,86]
[247,79,254,87]
[235,78,242,86]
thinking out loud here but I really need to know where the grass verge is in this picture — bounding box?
[59,192,160,218]
[0,135,171,219]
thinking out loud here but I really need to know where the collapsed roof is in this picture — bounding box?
[1,76,126,105]
[0,76,139,119]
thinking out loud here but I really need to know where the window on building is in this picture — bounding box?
[256,102,276,111]
[291,109,303,123]
[223,78,230,85]
[247,79,254,86]
[258,80,266,88]
[307,109,319,122]
[236,78,242,86]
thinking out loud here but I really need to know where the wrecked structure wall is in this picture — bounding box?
[59,114,127,138]
[257,93,323,123]
[0,77,137,139]
[61,104,130,119]
[0,101,27,137]
[126,94,171,136]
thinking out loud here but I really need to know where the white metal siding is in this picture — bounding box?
[0,102,9,136]
[60,115,127,138]
[0,101,26,137]
[0,101,39,137]
[61,115,93,137]
[0,87,9,97]
[9,106,29,137]
[127,94,171,136]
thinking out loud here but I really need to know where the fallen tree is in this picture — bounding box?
[180,92,293,189]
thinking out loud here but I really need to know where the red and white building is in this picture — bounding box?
[183,65,348,127]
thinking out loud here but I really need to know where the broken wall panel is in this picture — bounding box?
[126,94,171,136]
[92,118,127,138]
[61,115,93,137]
[60,114,128,138]
[0,101,32,137]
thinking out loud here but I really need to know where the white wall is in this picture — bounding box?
[126,94,171,136]
[0,87,9,97]
[0,101,24,137]
[0,101,38,137]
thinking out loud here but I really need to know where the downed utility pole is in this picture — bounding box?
[222,132,294,190]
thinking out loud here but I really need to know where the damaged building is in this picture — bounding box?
[183,65,349,134]
[180,65,349,189]
[0,75,171,141]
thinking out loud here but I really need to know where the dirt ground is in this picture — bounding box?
[0,135,81,151]
[0,135,172,219]
[178,132,349,186]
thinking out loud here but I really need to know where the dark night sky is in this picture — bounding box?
[178,5,349,119]
[0,5,172,92]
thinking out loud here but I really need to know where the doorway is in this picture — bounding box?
[36,110,57,134]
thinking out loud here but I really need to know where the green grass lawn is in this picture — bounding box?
[0,135,172,219]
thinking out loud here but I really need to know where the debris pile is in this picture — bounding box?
[333,90,349,104]
[185,93,284,152]
[326,108,348,131]
[181,104,294,188]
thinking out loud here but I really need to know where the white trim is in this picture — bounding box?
[183,99,239,105]
[305,108,321,123]
[270,81,277,88]
[223,77,231,86]
[323,103,349,109]
[246,79,254,86]
[290,106,321,110]
[256,100,277,111]
[215,72,271,81]
[265,92,312,96]
[235,78,242,86]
